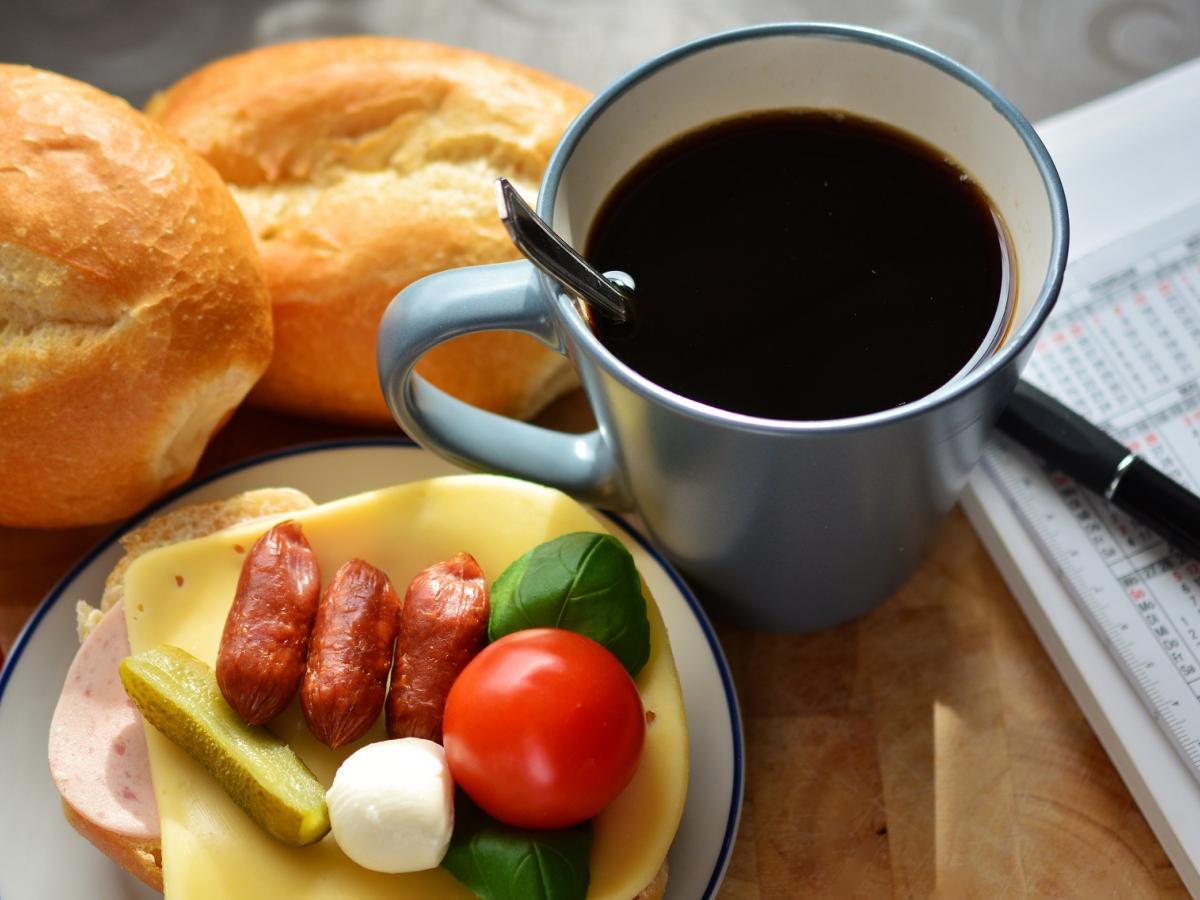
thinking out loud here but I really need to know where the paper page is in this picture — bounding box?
[1032,56,1200,260]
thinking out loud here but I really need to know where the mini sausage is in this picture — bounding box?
[387,552,489,743]
[216,521,321,724]
[301,560,401,748]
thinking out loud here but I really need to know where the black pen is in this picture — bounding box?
[998,379,1200,561]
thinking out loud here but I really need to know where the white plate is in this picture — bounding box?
[0,439,742,900]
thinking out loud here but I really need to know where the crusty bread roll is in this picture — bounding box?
[0,66,273,528]
[145,37,589,426]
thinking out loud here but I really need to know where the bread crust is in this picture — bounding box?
[61,799,163,892]
[76,487,319,641]
[0,65,273,527]
[146,37,589,425]
[634,861,669,900]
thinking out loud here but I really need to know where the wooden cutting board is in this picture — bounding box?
[715,505,1187,899]
[0,401,1190,898]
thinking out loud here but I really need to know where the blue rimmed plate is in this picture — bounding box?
[0,439,742,899]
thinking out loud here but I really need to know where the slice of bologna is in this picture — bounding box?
[48,601,162,891]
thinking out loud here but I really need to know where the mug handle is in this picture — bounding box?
[377,260,632,510]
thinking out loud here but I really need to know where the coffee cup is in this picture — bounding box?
[377,23,1068,632]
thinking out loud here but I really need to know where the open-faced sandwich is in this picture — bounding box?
[49,476,689,899]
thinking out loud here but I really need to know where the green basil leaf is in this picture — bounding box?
[442,793,591,900]
[488,532,650,676]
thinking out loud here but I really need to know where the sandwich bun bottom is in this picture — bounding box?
[51,490,319,893]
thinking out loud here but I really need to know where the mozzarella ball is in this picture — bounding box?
[327,738,455,873]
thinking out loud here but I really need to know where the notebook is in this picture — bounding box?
[962,54,1200,895]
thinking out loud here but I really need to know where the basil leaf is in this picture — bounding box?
[488,532,650,676]
[442,793,591,900]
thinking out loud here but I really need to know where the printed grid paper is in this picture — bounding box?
[985,201,1200,779]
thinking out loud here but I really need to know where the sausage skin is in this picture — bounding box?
[301,559,400,748]
[386,552,489,743]
[216,521,321,724]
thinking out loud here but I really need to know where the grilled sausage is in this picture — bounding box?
[386,552,489,743]
[216,521,321,724]
[301,559,400,747]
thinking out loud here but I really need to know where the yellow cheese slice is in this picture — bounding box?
[123,475,688,899]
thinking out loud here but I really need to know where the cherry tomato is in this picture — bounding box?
[442,627,645,829]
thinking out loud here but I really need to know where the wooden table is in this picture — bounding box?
[0,401,1188,899]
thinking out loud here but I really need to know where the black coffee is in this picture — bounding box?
[585,110,1011,420]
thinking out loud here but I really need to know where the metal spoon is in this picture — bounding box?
[495,178,634,324]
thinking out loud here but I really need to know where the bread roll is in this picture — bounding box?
[0,66,273,528]
[146,37,589,425]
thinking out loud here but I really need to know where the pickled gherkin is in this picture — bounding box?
[120,644,330,846]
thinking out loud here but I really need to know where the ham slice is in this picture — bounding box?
[48,601,162,889]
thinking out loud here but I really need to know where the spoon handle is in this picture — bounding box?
[495,178,631,324]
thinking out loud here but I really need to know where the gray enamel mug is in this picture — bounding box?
[378,23,1068,632]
